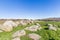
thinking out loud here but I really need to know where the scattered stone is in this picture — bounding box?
[28,33,41,40]
[15,21,20,26]
[0,24,13,32]
[0,20,19,32]
[48,24,57,31]
[25,25,41,31]
[12,30,26,38]
[3,21,17,27]
[20,19,34,25]
[12,37,20,40]
[0,20,20,32]
[20,20,27,25]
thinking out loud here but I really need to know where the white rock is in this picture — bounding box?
[3,21,17,27]
[48,24,57,31]
[12,30,26,38]
[20,20,27,25]
[49,26,57,31]
[20,20,33,25]
[0,24,13,32]
[0,21,18,32]
[25,25,41,31]
[28,33,41,40]
[15,21,20,26]
[12,37,20,40]
[0,25,12,32]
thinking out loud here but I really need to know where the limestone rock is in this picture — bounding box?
[20,19,34,25]
[15,21,20,26]
[0,24,13,32]
[20,20,28,25]
[48,24,57,31]
[12,30,26,38]
[28,33,41,40]
[25,25,41,31]
[3,21,17,27]
[0,20,19,32]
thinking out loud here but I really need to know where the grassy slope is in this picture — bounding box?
[0,21,60,40]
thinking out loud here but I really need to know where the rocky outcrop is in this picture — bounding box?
[25,24,42,32]
[48,24,57,31]
[28,33,41,40]
[0,20,19,32]
[12,30,26,38]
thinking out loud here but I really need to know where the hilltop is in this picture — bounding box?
[36,18,60,21]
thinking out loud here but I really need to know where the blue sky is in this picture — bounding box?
[0,0,60,19]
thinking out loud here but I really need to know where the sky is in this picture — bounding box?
[0,0,60,19]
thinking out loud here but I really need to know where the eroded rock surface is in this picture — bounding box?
[25,25,41,31]
[12,30,26,38]
[0,21,19,32]
[48,24,57,31]
[28,33,41,40]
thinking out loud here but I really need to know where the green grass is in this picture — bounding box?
[20,35,32,40]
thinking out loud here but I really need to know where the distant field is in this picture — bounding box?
[0,21,60,40]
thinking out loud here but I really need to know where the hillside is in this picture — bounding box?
[36,18,60,21]
[0,19,60,40]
